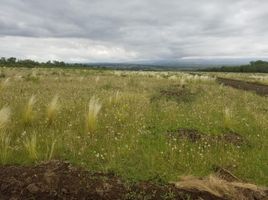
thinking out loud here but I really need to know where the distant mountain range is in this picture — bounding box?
[88,57,268,70]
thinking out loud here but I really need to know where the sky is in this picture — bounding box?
[1,0,268,63]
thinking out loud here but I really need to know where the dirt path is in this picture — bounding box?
[0,161,267,200]
[217,77,268,96]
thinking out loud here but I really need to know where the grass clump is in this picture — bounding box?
[45,138,57,160]
[46,95,59,125]
[86,96,102,133]
[0,106,11,130]
[0,78,10,92]
[23,133,38,160]
[23,95,36,125]
[0,106,11,164]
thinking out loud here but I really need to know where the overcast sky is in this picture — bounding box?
[1,0,268,62]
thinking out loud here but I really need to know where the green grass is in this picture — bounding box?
[0,67,267,186]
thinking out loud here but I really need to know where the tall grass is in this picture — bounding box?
[86,96,102,133]
[0,78,10,91]
[23,95,36,125]
[45,138,57,160]
[0,106,11,164]
[23,133,38,160]
[223,107,232,130]
[109,91,120,105]
[46,95,59,125]
[0,106,10,131]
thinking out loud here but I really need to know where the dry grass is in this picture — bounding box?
[0,106,11,164]
[46,95,59,125]
[0,78,10,91]
[173,175,267,200]
[86,96,102,133]
[23,95,36,125]
[0,106,11,131]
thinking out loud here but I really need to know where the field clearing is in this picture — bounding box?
[0,67,268,189]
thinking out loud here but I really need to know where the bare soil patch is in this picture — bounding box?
[151,85,197,103]
[166,128,248,146]
[1,160,267,200]
[217,78,268,96]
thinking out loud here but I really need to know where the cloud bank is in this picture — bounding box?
[1,0,268,62]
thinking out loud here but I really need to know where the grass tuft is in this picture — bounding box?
[0,106,11,164]
[86,96,102,133]
[23,133,38,160]
[0,106,11,130]
[23,95,36,125]
[0,78,10,91]
[46,95,59,125]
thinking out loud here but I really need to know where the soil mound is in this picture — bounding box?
[0,160,267,200]
[217,78,268,96]
[167,128,248,146]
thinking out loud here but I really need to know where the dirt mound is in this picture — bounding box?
[217,78,268,96]
[0,161,267,200]
[167,128,248,146]
[151,85,197,103]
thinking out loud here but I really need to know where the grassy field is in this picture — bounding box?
[0,67,267,186]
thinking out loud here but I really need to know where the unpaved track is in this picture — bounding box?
[217,77,268,96]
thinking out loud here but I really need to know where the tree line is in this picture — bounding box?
[0,57,95,69]
[201,60,268,73]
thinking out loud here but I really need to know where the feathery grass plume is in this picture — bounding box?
[46,95,59,124]
[23,95,36,125]
[109,91,120,105]
[173,175,266,199]
[95,76,100,83]
[86,96,102,133]
[0,106,11,164]
[0,78,10,91]
[0,106,11,131]
[180,77,186,86]
[223,107,232,130]
[23,133,38,160]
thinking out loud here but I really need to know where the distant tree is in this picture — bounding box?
[7,57,16,64]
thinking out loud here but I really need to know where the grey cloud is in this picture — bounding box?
[0,0,268,61]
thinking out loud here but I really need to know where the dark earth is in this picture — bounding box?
[166,128,248,146]
[217,78,268,96]
[0,160,267,200]
[151,84,198,103]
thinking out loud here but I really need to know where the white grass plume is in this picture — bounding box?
[0,106,11,164]
[109,91,120,105]
[86,96,102,133]
[46,95,59,124]
[23,95,36,125]
[0,78,10,91]
[223,107,232,129]
[0,106,11,131]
